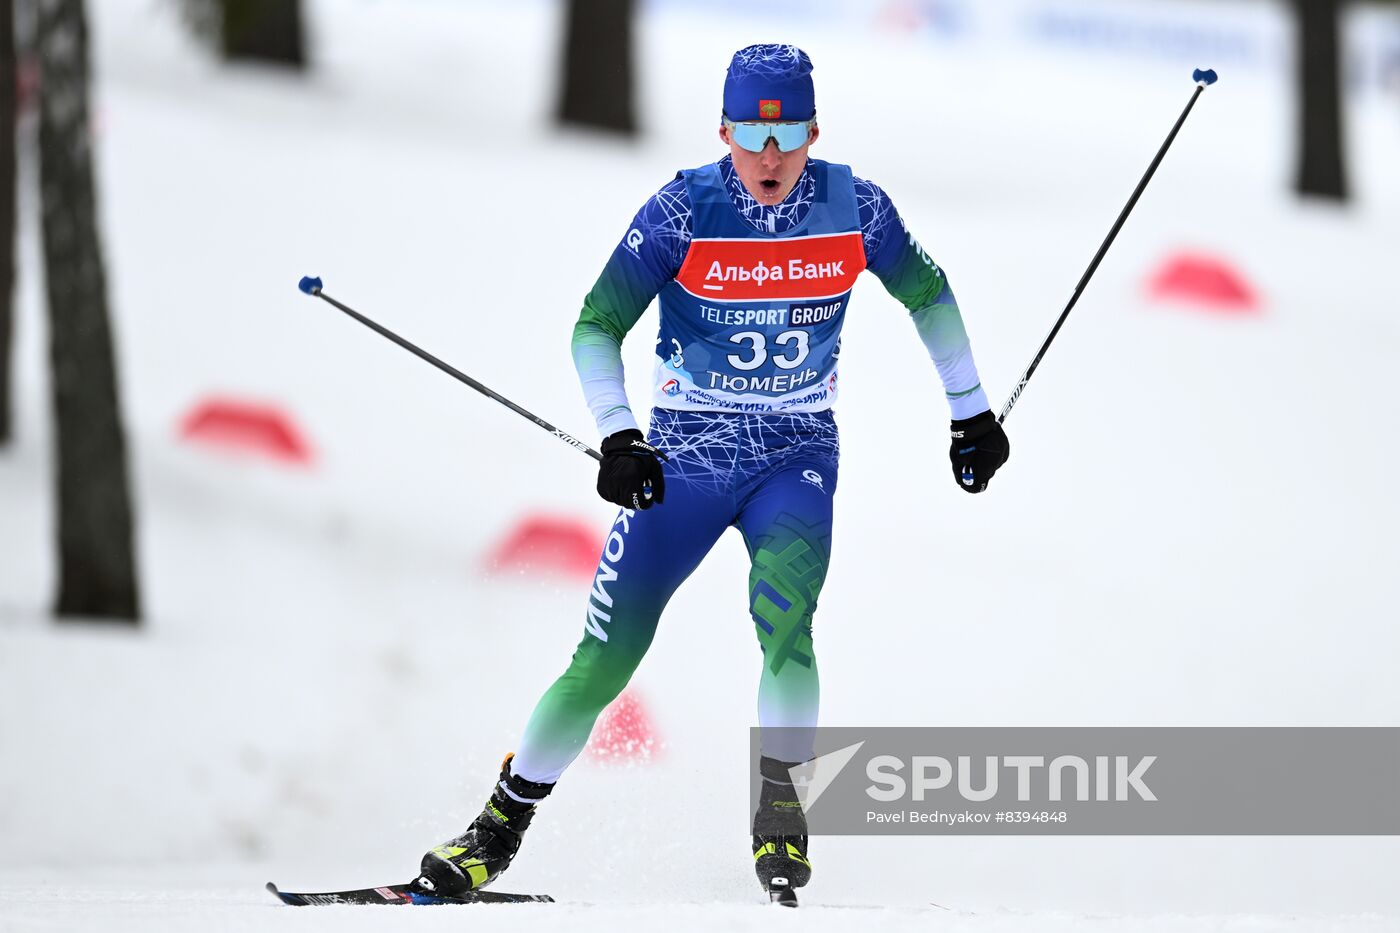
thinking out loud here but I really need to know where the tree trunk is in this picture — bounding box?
[557,0,636,135]
[37,0,140,623]
[0,0,15,446]
[1293,0,1349,200]
[221,0,305,68]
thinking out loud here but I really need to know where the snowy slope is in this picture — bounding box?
[2,0,1399,930]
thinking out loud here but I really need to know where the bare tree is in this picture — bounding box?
[558,0,636,135]
[37,0,140,622]
[1292,0,1349,200]
[221,0,305,68]
[0,0,15,445]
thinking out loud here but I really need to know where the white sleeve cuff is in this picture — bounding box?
[597,408,641,439]
[948,386,991,421]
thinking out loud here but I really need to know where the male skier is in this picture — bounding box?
[413,43,1010,899]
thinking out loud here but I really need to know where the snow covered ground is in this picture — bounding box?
[2,0,1399,929]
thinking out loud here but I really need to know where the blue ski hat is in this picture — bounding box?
[722,44,815,122]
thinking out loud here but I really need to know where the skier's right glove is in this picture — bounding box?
[949,410,1010,494]
[596,429,669,510]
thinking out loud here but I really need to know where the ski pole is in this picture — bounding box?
[999,67,1218,424]
[296,276,602,461]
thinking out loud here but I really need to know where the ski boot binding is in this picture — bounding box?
[413,753,554,898]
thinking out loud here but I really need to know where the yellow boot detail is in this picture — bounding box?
[456,857,490,889]
[784,842,811,869]
[430,845,467,860]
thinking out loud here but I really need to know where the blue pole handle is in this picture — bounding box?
[1193,68,1218,86]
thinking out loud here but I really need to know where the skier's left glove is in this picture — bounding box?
[949,410,1010,494]
[596,429,669,510]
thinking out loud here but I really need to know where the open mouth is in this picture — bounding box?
[760,179,780,193]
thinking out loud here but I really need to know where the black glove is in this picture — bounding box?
[597,429,669,510]
[949,410,1010,494]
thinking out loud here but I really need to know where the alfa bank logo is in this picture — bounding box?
[676,232,866,301]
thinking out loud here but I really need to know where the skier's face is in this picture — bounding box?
[720,122,819,206]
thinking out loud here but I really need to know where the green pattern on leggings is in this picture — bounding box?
[748,514,828,676]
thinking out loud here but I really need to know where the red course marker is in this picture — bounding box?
[1147,252,1259,312]
[586,690,660,765]
[487,516,602,581]
[178,398,314,465]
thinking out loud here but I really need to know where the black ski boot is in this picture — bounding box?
[752,755,811,905]
[413,754,554,898]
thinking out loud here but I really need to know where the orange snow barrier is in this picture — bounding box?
[487,516,601,581]
[586,690,660,765]
[178,398,314,465]
[1147,252,1259,312]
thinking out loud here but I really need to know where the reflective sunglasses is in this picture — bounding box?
[722,114,816,153]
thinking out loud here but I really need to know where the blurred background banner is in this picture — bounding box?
[1,0,1398,927]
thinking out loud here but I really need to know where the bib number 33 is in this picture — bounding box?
[727,330,810,371]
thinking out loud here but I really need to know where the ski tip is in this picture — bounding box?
[298,275,323,295]
[1192,68,1218,86]
[265,881,292,905]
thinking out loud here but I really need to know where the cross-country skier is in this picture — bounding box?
[413,43,1009,901]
